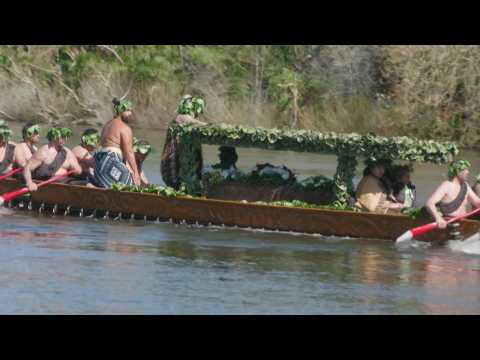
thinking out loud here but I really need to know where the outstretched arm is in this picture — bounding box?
[425,182,449,229]
[14,145,28,168]
[65,150,83,176]
[23,149,46,192]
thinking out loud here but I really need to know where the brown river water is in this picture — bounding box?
[1,123,480,314]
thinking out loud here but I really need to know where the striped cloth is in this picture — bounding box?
[91,149,133,188]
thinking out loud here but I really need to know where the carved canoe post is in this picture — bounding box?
[333,154,357,207]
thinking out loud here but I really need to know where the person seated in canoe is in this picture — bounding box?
[91,98,140,188]
[0,120,16,176]
[386,164,417,209]
[23,127,82,192]
[425,160,480,229]
[126,138,151,187]
[161,95,206,189]
[472,174,480,197]
[202,146,243,180]
[71,128,100,182]
[355,159,406,214]
[13,122,41,169]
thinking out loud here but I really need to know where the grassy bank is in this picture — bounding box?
[1,45,479,147]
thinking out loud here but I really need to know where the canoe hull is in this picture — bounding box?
[1,179,478,242]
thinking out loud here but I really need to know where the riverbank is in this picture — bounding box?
[2,46,480,146]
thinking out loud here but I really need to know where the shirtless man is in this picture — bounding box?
[13,122,41,168]
[425,160,480,229]
[0,121,15,176]
[91,98,140,188]
[71,128,100,180]
[23,127,82,192]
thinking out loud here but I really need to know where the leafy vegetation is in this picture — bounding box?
[1,45,480,146]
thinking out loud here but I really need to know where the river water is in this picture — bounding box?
[2,124,480,314]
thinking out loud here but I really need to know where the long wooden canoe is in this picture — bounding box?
[1,178,479,242]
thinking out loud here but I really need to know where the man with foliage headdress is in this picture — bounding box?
[0,120,16,176]
[91,98,140,188]
[13,122,41,169]
[161,95,206,190]
[426,160,480,229]
[126,138,152,187]
[72,128,100,181]
[23,127,82,192]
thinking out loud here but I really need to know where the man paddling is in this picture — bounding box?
[425,160,480,229]
[13,122,41,168]
[0,121,15,176]
[71,128,100,182]
[91,98,140,188]
[23,127,82,192]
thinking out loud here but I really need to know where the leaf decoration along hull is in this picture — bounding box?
[0,179,478,242]
[170,123,459,164]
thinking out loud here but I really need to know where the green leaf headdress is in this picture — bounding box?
[133,138,152,156]
[0,121,12,141]
[47,127,73,141]
[81,130,100,147]
[23,124,40,139]
[177,95,206,118]
[113,98,133,116]
[448,159,471,180]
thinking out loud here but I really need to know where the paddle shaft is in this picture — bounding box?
[0,167,22,181]
[0,170,74,205]
[411,206,480,238]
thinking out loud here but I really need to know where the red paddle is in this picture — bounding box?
[0,170,74,207]
[396,206,480,243]
[0,167,22,181]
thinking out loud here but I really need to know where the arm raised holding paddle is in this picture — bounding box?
[397,160,480,243]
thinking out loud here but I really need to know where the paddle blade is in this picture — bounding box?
[396,230,413,244]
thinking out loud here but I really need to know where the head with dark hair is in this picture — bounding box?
[218,146,238,169]
[81,128,100,150]
[363,159,390,178]
[22,122,41,142]
[113,97,134,123]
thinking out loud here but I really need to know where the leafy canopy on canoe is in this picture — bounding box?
[166,123,459,205]
[169,123,458,163]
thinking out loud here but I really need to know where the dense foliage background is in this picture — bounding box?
[1,45,479,146]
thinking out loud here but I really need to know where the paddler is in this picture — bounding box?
[91,98,140,188]
[0,120,15,176]
[127,138,151,186]
[425,160,480,229]
[23,127,82,192]
[71,128,100,182]
[355,159,406,214]
[13,122,41,169]
[161,95,206,189]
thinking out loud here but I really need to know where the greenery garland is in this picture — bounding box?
[165,122,459,205]
[110,183,358,212]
